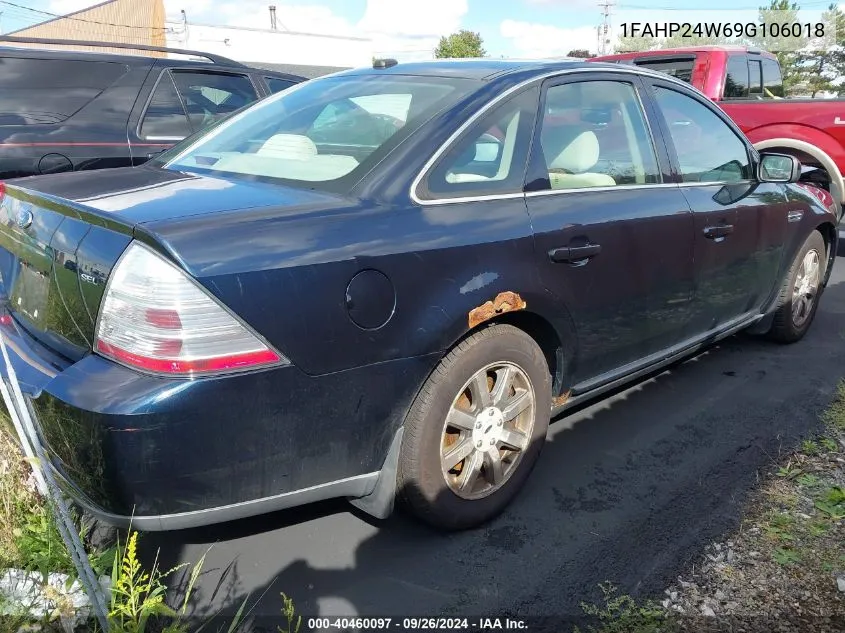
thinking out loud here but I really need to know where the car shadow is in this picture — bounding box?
[137,273,845,631]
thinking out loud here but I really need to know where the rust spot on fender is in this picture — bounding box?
[552,390,572,409]
[467,291,527,329]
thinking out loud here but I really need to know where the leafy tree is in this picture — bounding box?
[434,30,486,58]
[750,0,806,94]
[613,35,658,52]
[567,48,596,58]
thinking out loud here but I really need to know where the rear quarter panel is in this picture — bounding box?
[139,197,563,377]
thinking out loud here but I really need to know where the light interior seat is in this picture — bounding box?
[545,126,616,190]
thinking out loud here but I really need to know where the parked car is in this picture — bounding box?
[592,46,845,218]
[0,58,837,531]
[0,37,305,179]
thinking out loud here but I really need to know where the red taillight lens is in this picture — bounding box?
[95,242,287,377]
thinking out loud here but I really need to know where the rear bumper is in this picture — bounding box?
[0,313,434,530]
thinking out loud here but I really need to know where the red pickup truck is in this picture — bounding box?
[592,46,845,214]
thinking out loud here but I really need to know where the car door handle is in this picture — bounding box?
[703,224,734,239]
[548,244,602,263]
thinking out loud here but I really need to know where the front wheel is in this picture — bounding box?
[396,324,552,530]
[767,230,827,343]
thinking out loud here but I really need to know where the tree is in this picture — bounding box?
[613,35,658,52]
[567,49,596,58]
[434,30,486,58]
[750,0,807,94]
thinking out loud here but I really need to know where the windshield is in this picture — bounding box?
[160,74,477,192]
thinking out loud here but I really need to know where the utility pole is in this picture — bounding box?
[597,0,613,55]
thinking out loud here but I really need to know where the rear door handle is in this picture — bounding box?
[703,224,734,239]
[548,244,602,263]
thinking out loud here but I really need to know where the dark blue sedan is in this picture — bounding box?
[0,59,837,531]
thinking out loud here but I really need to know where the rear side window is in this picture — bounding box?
[265,77,296,94]
[139,73,192,139]
[762,58,784,98]
[0,57,128,125]
[632,57,695,83]
[749,59,763,97]
[140,70,258,139]
[724,56,749,99]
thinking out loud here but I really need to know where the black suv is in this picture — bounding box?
[0,37,306,179]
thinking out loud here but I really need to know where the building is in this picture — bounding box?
[5,0,372,75]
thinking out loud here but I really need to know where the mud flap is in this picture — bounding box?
[348,427,403,519]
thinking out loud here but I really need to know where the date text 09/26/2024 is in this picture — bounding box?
[307,617,528,631]
[619,21,825,39]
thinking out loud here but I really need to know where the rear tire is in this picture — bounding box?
[397,324,552,530]
[767,230,826,343]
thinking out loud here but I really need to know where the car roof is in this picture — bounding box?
[0,44,306,81]
[333,58,599,81]
[598,45,777,60]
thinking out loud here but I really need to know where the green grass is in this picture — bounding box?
[577,583,666,633]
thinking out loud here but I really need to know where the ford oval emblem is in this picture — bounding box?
[15,205,32,229]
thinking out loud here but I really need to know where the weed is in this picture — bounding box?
[579,582,666,633]
[815,486,845,520]
[801,439,820,455]
[796,473,820,488]
[809,521,829,537]
[773,547,802,566]
[821,382,845,432]
[820,437,839,452]
[279,592,302,633]
[108,531,185,632]
[776,463,803,479]
[12,502,74,580]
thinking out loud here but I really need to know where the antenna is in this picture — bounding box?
[597,0,614,55]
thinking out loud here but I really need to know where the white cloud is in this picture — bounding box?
[359,0,466,39]
[500,19,598,57]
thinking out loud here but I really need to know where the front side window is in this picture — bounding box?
[421,87,538,199]
[724,55,749,99]
[535,80,659,190]
[162,75,475,192]
[654,86,751,183]
[170,71,258,131]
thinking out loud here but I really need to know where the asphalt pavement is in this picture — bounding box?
[141,262,845,628]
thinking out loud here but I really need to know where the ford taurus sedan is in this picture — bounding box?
[0,59,837,531]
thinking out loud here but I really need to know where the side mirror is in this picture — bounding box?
[758,152,801,183]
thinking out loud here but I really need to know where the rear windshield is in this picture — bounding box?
[0,57,128,125]
[630,56,695,83]
[161,74,476,192]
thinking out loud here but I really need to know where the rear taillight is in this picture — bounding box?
[95,242,286,377]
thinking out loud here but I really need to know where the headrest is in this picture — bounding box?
[257,134,318,160]
[545,126,600,174]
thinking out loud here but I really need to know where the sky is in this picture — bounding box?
[3,0,842,59]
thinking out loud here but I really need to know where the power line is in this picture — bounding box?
[0,0,168,32]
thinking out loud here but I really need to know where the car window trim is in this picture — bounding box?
[170,68,261,134]
[409,65,696,207]
[418,86,540,202]
[524,73,665,195]
[639,77,758,185]
[137,67,261,141]
[137,69,190,141]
